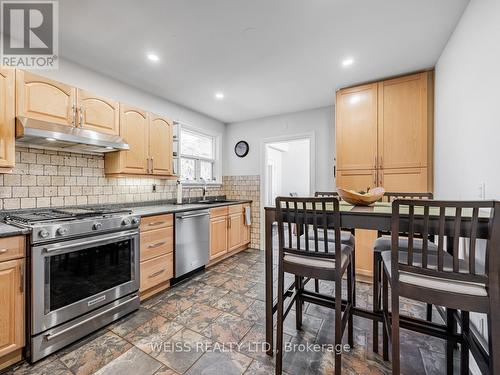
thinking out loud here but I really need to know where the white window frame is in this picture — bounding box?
[179,125,222,186]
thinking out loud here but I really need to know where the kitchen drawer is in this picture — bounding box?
[140,253,173,292]
[0,236,25,262]
[228,204,243,215]
[210,206,228,218]
[140,227,173,262]
[140,214,173,232]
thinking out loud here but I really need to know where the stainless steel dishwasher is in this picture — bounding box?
[175,209,210,277]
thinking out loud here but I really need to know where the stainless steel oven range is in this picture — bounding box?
[6,207,141,362]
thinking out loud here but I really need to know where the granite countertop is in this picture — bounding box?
[0,222,30,238]
[131,200,252,217]
[0,199,252,238]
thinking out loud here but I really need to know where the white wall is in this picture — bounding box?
[434,0,500,200]
[434,2,500,372]
[224,106,334,191]
[32,58,225,139]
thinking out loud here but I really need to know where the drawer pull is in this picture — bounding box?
[0,248,8,254]
[148,241,166,249]
[148,221,166,227]
[148,269,166,278]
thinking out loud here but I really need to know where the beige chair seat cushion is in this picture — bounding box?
[374,236,438,253]
[382,251,486,297]
[284,243,352,270]
[304,229,354,246]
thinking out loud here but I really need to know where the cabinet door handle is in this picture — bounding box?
[151,157,154,173]
[71,105,76,126]
[148,241,166,249]
[19,263,24,294]
[373,171,376,186]
[148,269,166,279]
[379,156,383,169]
[374,155,377,169]
[148,221,166,227]
[0,248,8,254]
[79,106,83,127]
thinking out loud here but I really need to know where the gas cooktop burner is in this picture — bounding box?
[6,207,133,225]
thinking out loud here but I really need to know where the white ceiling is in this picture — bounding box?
[60,0,469,123]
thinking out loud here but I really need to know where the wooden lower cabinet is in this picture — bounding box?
[139,214,174,300]
[210,215,228,260]
[140,253,174,293]
[336,169,377,191]
[210,204,251,262]
[0,236,25,370]
[228,213,243,251]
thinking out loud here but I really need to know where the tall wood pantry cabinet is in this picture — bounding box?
[335,71,434,277]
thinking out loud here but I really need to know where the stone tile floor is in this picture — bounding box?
[7,248,456,375]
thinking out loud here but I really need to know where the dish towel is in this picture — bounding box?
[245,206,252,225]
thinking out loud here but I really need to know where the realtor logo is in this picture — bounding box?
[1,0,58,69]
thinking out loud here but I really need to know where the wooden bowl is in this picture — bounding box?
[336,187,385,206]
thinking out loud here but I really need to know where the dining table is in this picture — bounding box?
[263,201,492,368]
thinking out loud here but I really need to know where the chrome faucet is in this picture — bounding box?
[200,178,208,201]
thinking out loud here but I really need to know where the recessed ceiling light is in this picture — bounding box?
[342,58,354,67]
[46,137,56,142]
[147,53,160,62]
[215,92,224,100]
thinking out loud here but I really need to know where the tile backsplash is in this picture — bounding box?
[0,148,262,248]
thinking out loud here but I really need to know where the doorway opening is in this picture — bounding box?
[264,138,311,205]
[261,135,315,248]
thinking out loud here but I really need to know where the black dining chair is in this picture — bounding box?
[312,191,355,294]
[275,196,355,374]
[381,199,500,375]
[371,191,433,354]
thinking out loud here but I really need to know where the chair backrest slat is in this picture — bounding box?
[407,205,415,266]
[422,205,430,268]
[469,207,479,274]
[452,207,462,273]
[437,206,445,272]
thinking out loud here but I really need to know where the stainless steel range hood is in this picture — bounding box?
[15,117,129,154]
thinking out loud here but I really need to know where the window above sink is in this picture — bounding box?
[175,124,222,186]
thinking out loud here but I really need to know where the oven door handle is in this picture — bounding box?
[43,233,137,253]
[44,296,138,342]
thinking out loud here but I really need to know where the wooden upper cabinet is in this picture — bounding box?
[149,114,173,176]
[121,105,149,174]
[0,259,25,359]
[378,72,431,169]
[77,89,119,135]
[0,68,15,170]
[16,70,76,126]
[336,83,378,170]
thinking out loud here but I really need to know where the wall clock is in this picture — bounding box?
[234,140,249,157]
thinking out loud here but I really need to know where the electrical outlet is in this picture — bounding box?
[478,182,485,199]
[152,184,157,192]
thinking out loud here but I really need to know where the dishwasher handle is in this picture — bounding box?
[177,212,209,220]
